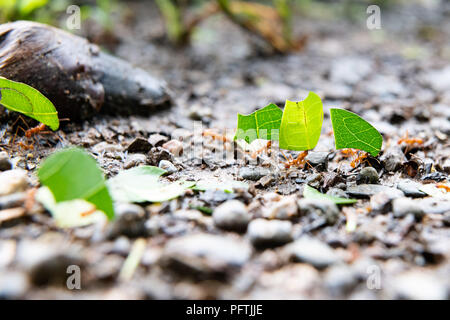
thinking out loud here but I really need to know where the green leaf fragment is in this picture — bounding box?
[0,76,59,130]
[303,185,357,205]
[37,148,114,220]
[235,103,283,143]
[107,166,195,203]
[36,187,106,228]
[279,92,324,151]
[330,108,382,157]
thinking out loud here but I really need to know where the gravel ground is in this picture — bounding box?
[0,1,449,299]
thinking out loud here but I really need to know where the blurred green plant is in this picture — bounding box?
[0,0,49,22]
[156,0,305,52]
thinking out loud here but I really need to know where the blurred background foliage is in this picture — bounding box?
[0,0,406,52]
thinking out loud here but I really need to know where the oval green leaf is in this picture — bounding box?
[235,103,283,143]
[330,108,382,157]
[279,92,324,151]
[107,166,195,203]
[0,76,59,130]
[37,148,114,220]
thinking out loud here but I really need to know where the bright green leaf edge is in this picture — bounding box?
[303,185,357,205]
[37,148,114,220]
[279,91,324,151]
[234,103,283,143]
[0,77,59,130]
[330,108,382,157]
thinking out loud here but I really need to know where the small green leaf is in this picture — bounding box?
[37,148,114,220]
[36,187,106,228]
[303,185,357,205]
[279,92,324,151]
[330,108,383,157]
[0,76,59,130]
[107,166,195,203]
[235,103,283,143]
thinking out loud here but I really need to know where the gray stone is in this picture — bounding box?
[123,153,147,169]
[391,271,448,300]
[106,203,147,239]
[397,180,427,198]
[264,195,298,220]
[392,197,424,218]
[148,133,169,147]
[326,188,349,199]
[239,166,270,181]
[0,271,29,299]
[126,137,152,153]
[158,160,178,174]
[324,264,358,296]
[356,167,379,185]
[380,147,406,172]
[162,139,183,156]
[161,234,252,277]
[0,169,29,196]
[298,198,340,225]
[213,200,250,232]
[347,184,404,199]
[283,237,341,269]
[305,173,323,189]
[247,219,293,248]
[305,152,329,171]
[0,152,12,171]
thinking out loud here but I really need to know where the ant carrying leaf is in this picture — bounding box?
[0,77,61,150]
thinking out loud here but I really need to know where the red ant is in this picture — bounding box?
[436,184,450,192]
[340,148,369,168]
[251,140,271,159]
[10,116,67,150]
[202,129,230,143]
[280,150,308,169]
[397,131,424,146]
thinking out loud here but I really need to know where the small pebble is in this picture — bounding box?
[397,180,427,198]
[126,137,152,153]
[283,236,341,269]
[0,169,29,196]
[392,197,425,219]
[158,160,178,174]
[247,219,293,248]
[0,152,12,171]
[298,198,339,225]
[239,167,270,181]
[106,203,147,239]
[148,134,169,147]
[305,152,329,171]
[213,200,250,232]
[162,140,183,156]
[356,167,379,184]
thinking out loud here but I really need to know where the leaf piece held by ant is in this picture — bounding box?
[107,166,195,203]
[330,108,383,157]
[279,92,323,151]
[37,147,114,220]
[36,186,106,228]
[0,76,59,130]
[303,185,357,205]
[235,103,283,143]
